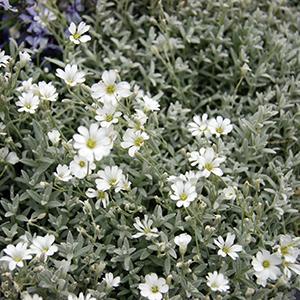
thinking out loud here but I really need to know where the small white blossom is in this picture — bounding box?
[38,81,58,102]
[19,50,31,64]
[68,293,96,300]
[69,155,96,179]
[121,129,149,157]
[132,215,159,240]
[206,271,229,292]
[214,233,242,260]
[16,78,37,93]
[16,92,40,114]
[222,186,237,200]
[47,129,61,145]
[138,273,169,300]
[282,260,300,279]
[170,181,197,208]
[86,188,109,209]
[174,233,192,255]
[30,234,58,261]
[68,21,91,44]
[208,116,233,137]
[125,109,148,131]
[103,272,121,288]
[21,293,43,300]
[95,104,122,127]
[54,164,72,182]
[91,70,131,105]
[0,147,19,165]
[56,64,85,87]
[276,235,300,262]
[188,114,211,138]
[0,242,32,271]
[0,50,10,68]
[140,95,160,112]
[73,123,113,161]
[252,250,282,287]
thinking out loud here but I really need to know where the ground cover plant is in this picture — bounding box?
[0,0,300,299]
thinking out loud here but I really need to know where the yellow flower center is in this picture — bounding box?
[25,103,32,109]
[262,260,270,268]
[14,257,22,262]
[79,161,86,168]
[281,246,289,256]
[223,246,230,254]
[216,127,224,134]
[134,136,144,147]
[98,191,105,199]
[180,193,188,201]
[151,286,159,293]
[143,227,151,234]
[86,138,96,149]
[42,247,49,253]
[204,163,213,171]
[105,114,113,122]
[106,84,116,95]
[109,178,117,186]
[73,33,81,39]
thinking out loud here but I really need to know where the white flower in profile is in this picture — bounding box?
[69,155,96,179]
[73,123,113,161]
[132,215,159,240]
[47,129,61,145]
[21,293,43,300]
[0,50,10,68]
[138,273,169,300]
[174,233,192,255]
[0,147,19,165]
[56,64,85,87]
[209,116,233,137]
[167,171,200,187]
[170,181,197,208]
[222,186,237,200]
[19,50,31,65]
[103,272,121,288]
[37,81,58,102]
[214,233,242,260]
[86,188,109,209]
[121,129,149,157]
[0,242,32,271]
[125,109,148,131]
[276,235,300,263]
[17,78,37,93]
[16,92,40,114]
[68,293,96,300]
[95,104,122,127]
[95,166,129,192]
[206,271,229,292]
[30,234,58,261]
[282,260,300,279]
[140,95,160,112]
[252,250,282,287]
[91,70,131,105]
[189,147,225,177]
[54,164,72,182]
[188,114,211,138]
[68,21,91,44]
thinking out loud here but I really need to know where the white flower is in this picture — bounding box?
[222,186,237,200]
[38,81,58,102]
[95,104,122,127]
[30,234,58,261]
[167,171,200,187]
[68,293,96,300]
[138,273,169,300]
[252,250,282,287]
[140,95,160,112]
[208,116,233,137]
[19,50,31,64]
[125,109,148,131]
[91,70,131,105]
[188,114,211,138]
[206,271,229,292]
[174,233,192,255]
[95,166,130,192]
[47,129,61,145]
[68,21,91,44]
[69,155,96,179]
[103,272,121,288]
[0,50,10,68]
[0,242,32,271]
[170,181,197,208]
[132,215,159,240]
[189,147,225,177]
[16,78,37,93]
[86,188,109,209]
[73,123,113,161]
[22,293,43,300]
[0,147,19,165]
[214,233,242,260]
[16,92,40,114]
[282,260,300,279]
[276,235,300,262]
[54,164,72,182]
[56,64,85,87]
[121,129,149,157]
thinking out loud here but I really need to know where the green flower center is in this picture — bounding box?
[106,84,116,95]
[134,136,144,147]
[180,193,188,201]
[79,161,86,168]
[109,178,117,186]
[98,191,105,199]
[14,256,22,262]
[216,127,224,134]
[25,103,32,109]
[204,163,213,171]
[42,247,49,253]
[73,33,81,39]
[86,138,96,149]
[151,286,159,293]
[144,227,151,234]
[281,246,289,256]
[223,246,230,254]
[263,260,270,268]
[105,114,113,122]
